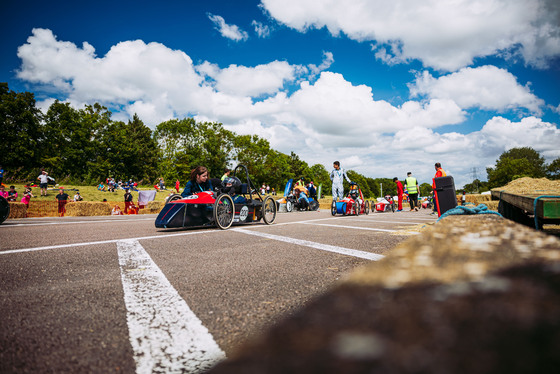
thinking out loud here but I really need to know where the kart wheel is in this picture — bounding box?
[214,194,234,230]
[331,200,337,216]
[309,200,319,211]
[0,196,10,224]
[391,203,395,213]
[263,196,277,225]
[286,200,293,212]
[353,201,360,216]
[166,194,182,204]
[365,200,370,215]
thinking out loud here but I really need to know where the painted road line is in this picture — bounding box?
[0,229,219,255]
[345,218,432,225]
[118,239,225,373]
[233,228,385,261]
[0,217,154,228]
[301,222,397,233]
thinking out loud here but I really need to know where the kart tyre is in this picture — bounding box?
[309,200,319,211]
[214,194,234,230]
[365,200,370,215]
[263,196,277,225]
[391,203,395,213]
[166,194,182,204]
[353,201,359,216]
[286,200,293,212]
[0,196,10,224]
[331,200,337,216]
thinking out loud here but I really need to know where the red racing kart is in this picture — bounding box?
[331,183,370,216]
[155,164,277,229]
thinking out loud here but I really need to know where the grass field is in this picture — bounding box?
[3,184,175,203]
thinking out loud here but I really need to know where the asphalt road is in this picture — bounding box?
[0,208,437,373]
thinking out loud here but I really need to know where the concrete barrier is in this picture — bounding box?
[209,215,560,373]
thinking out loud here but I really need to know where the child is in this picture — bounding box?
[7,186,18,202]
[111,205,123,215]
[0,185,7,198]
[21,187,33,209]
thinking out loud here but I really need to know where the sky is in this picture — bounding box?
[2,0,560,188]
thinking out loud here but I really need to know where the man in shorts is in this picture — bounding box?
[37,170,52,196]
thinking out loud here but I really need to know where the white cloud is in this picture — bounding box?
[409,66,545,114]
[196,60,296,97]
[15,28,560,189]
[260,0,560,71]
[207,13,249,42]
[252,20,271,38]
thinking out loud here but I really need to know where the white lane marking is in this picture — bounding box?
[0,217,154,228]
[345,218,431,225]
[1,229,219,255]
[233,228,385,261]
[118,240,225,373]
[302,222,397,233]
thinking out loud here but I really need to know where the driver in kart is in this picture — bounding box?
[222,176,247,203]
[181,166,213,197]
[349,184,363,208]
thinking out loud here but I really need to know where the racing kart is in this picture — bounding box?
[331,183,370,216]
[374,195,396,212]
[276,179,319,212]
[155,164,277,230]
[0,195,9,225]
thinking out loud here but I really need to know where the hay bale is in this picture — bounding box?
[8,202,27,219]
[66,201,112,216]
[492,177,560,194]
[457,194,491,205]
[482,201,500,211]
[139,201,164,214]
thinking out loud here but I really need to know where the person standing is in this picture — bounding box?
[37,170,52,196]
[175,179,180,193]
[405,172,419,211]
[393,177,404,211]
[330,161,352,201]
[432,162,447,214]
[21,187,33,209]
[221,168,231,181]
[55,188,69,217]
[124,188,134,214]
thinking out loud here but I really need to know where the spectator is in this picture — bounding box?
[21,187,33,209]
[55,188,69,217]
[0,165,3,185]
[74,191,83,201]
[98,182,106,191]
[124,188,134,214]
[266,185,270,194]
[175,179,180,193]
[307,181,317,199]
[181,166,213,197]
[111,205,123,215]
[393,177,404,212]
[7,186,18,202]
[294,185,309,211]
[0,185,7,198]
[221,168,231,181]
[461,191,467,206]
[37,170,53,196]
[159,177,166,190]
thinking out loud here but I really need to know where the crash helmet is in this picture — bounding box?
[223,176,242,194]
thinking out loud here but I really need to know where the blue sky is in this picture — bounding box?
[2,0,560,187]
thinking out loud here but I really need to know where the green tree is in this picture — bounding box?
[419,182,432,196]
[0,83,42,178]
[486,147,546,188]
[547,157,560,180]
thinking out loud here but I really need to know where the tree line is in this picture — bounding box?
[2,83,557,197]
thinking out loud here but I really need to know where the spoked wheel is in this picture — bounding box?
[214,194,234,229]
[353,201,360,216]
[263,196,277,224]
[166,194,182,204]
[286,200,293,212]
[309,200,319,211]
[331,200,337,216]
[0,196,10,224]
[365,200,370,215]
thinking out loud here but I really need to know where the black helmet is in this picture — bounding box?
[223,177,242,194]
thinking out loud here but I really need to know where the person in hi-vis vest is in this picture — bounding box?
[405,172,419,211]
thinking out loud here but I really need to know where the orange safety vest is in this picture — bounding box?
[433,168,447,188]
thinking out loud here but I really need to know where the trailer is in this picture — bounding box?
[492,190,560,230]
